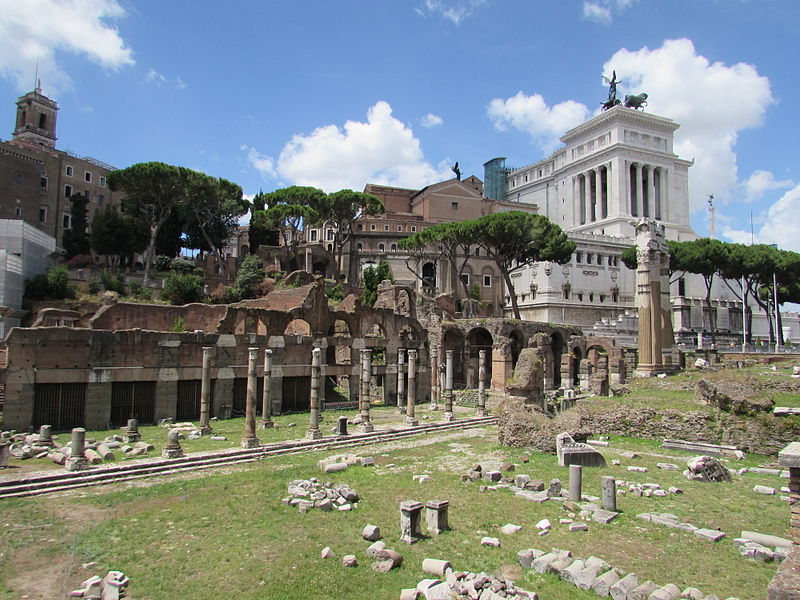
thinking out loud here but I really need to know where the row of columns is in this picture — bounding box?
[575,164,610,225]
[629,163,666,221]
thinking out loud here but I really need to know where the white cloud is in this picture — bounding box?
[0,0,133,94]
[175,76,188,90]
[145,68,166,85]
[723,184,800,252]
[487,92,590,153]
[245,101,452,192]
[242,145,276,179]
[605,39,774,211]
[421,113,443,128]
[741,170,794,203]
[417,0,489,25]
[582,0,635,24]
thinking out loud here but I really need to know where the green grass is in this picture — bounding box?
[0,425,789,600]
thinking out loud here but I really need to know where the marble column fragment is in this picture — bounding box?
[241,347,260,448]
[65,428,87,471]
[477,348,488,416]
[124,418,141,443]
[162,428,184,459]
[200,346,213,435]
[442,349,455,422]
[405,349,418,426]
[261,349,274,429]
[307,347,323,439]
[602,476,617,512]
[359,349,374,432]
[400,500,424,544]
[430,348,440,409]
[0,442,10,468]
[38,424,54,447]
[426,500,450,535]
[396,349,406,413]
[568,464,582,502]
[336,416,349,436]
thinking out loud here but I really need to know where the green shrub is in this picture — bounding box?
[128,280,151,301]
[23,265,76,302]
[154,255,173,272]
[161,273,204,305]
[170,316,187,332]
[86,278,100,295]
[100,269,125,294]
[169,258,201,275]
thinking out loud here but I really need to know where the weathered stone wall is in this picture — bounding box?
[90,303,228,332]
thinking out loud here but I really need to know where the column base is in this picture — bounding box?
[396,406,405,414]
[123,433,141,443]
[240,437,260,449]
[260,420,275,429]
[429,403,439,411]
[358,423,374,433]
[161,447,184,459]
[65,457,88,471]
[441,412,456,422]
[404,417,419,427]
[400,535,421,545]
[475,409,489,417]
[306,429,323,440]
[199,426,213,436]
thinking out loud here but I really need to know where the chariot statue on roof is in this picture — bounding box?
[601,70,622,111]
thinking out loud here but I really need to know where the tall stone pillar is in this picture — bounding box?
[200,347,213,435]
[477,349,488,416]
[634,220,668,376]
[659,167,668,221]
[602,476,617,512]
[430,348,440,409]
[593,168,602,221]
[602,164,610,218]
[583,172,592,224]
[646,165,656,219]
[568,464,582,502]
[241,347,260,448]
[636,163,645,217]
[405,349,418,426]
[572,176,580,226]
[307,347,323,439]
[66,428,88,471]
[359,349,374,432]
[442,349,455,422]
[396,349,406,413]
[261,349,274,428]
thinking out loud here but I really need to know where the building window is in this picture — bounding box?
[310,230,317,242]
[460,274,470,288]
[84,171,92,183]
[589,293,594,302]
[14,207,21,216]
[596,254,602,265]
[397,225,403,232]
[586,253,592,264]
[384,224,389,231]
[611,290,619,303]
[678,278,686,297]
[97,194,105,207]
[327,244,333,252]
[599,295,605,303]
[410,226,416,232]
[62,213,72,229]
[326,229,334,241]
[378,243,385,252]
[577,293,583,302]
[370,224,376,231]
[356,243,363,251]
[391,244,397,252]
[575,252,582,263]
[357,224,363,231]
[451,202,459,211]
[65,165,73,177]
[40,176,48,190]
[39,206,47,223]
[563,285,570,300]
[99,176,107,187]
[15,173,22,184]
[64,184,72,197]
[483,275,492,287]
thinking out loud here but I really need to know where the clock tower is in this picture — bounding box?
[12,83,58,149]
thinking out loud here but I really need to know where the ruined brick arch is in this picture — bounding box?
[284,318,311,336]
[465,327,493,387]
[508,329,524,370]
[441,326,466,387]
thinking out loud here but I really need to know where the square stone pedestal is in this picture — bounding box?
[240,437,260,449]
[65,457,88,471]
[358,423,374,433]
[400,500,424,544]
[426,500,450,535]
[306,429,323,440]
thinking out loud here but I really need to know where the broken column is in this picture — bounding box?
[241,347,260,448]
[359,349,374,432]
[200,346,213,435]
[307,347,323,440]
[38,424,54,447]
[337,415,349,436]
[405,349,419,426]
[442,349,455,422]
[568,464,582,502]
[261,349,274,429]
[123,418,141,443]
[634,219,669,375]
[426,499,450,535]
[477,348,488,416]
[400,500,424,544]
[0,441,9,468]
[65,427,88,471]
[430,347,440,409]
[162,428,184,459]
[396,348,406,413]
[602,476,617,512]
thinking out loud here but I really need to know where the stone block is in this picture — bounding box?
[363,524,381,541]
[366,541,387,558]
[560,559,585,584]
[531,552,559,574]
[569,522,589,532]
[649,583,680,600]
[593,509,619,524]
[610,573,640,600]
[629,581,659,600]
[693,528,725,542]
[421,558,452,577]
[342,555,357,567]
[500,523,522,535]
[593,569,621,597]
[480,537,501,547]
[754,485,776,495]
[517,548,544,568]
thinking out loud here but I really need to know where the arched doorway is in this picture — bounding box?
[442,328,465,388]
[550,332,565,388]
[465,327,493,387]
[422,262,436,290]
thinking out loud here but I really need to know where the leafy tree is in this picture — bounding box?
[362,260,393,306]
[674,238,729,345]
[260,186,325,269]
[108,162,191,282]
[248,209,280,254]
[61,193,90,258]
[470,211,575,319]
[24,264,75,302]
[232,254,266,300]
[90,206,147,269]
[161,272,204,305]
[315,189,383,281]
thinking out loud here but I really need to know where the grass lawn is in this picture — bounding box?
[0,420,790,600]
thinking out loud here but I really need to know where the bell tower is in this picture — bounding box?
[13,82,58,149]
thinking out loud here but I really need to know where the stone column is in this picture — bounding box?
[602,164,610,218]
[200,346,213,435]
[396,349,406,413]
[307,347,323,439]
[602,476,617,512]
[0,442,10,468]
[430,348,440,409]
[359,349,374,432]
[477,349,488,416]
[405,349,418,426]
[123,418,141,443]
[593,168,602,221]
[659,167,668,221]
[646,165,656,219]
[568,464,582,502]
[583,172,592,224]
[38,424,54,447]
[65,428,87,471]
[400,500,424,544]
[162,428,184,459]
[442,349,455,422]
[634,220,667,375]
[261,349,274,429]
[241,347,260,448]
[636,163,645,217]
[426,500,450,535]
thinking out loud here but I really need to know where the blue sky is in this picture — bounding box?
[1,0,799,249]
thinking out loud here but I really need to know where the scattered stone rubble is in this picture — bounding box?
[317,453,375,473]
[734,531,792,563]
[406,559,538,600]
[283,478,359,513]
[517,546,738,600]
[684,456,732,482]
[69,570,129,599]
[636,513,726,542]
